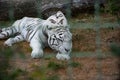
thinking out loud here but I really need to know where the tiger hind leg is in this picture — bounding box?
[0,27,17,39]
[4,34,24,46]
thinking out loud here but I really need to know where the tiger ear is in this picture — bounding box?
[57,11,63,17]
[57,11,63,14]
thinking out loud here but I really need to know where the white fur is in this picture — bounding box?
[4,38,13,46]
[56,53,70,60]
[47,27,72,60]
[0,11,72,60]
[30,39,44,58]
[43,11,68,29]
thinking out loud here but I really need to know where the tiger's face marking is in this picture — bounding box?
[55,12,63,18]
[49,19,56,24]
[58,19,64,25]
[43,11,68,29]
[47,27,72,60]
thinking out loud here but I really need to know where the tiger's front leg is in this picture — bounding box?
[30,39,44,58]
[4,34,24,46]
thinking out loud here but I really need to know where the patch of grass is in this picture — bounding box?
[0,21,13,28]
[10,68,26,79]
[47,61,65,70]
[69,61,82,68]
[0,47,28,80]
[44,56,51,60]
[30,66,47,80]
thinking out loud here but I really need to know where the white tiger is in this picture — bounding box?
[0,11,72,60]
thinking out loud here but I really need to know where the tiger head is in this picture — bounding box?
[47,27,72,60]
[42,11,72,60]
[43,11,68,29]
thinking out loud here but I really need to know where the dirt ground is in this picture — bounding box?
[0,14,120,80]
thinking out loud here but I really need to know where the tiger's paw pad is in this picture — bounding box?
[56,53,70,60]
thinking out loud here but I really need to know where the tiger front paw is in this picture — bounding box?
[31,50,43,59]
[56,53,70,60]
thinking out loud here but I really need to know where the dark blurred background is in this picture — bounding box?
[0,0,108,20]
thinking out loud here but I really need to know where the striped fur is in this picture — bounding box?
[0,11,72,60]
[47,27,72,60]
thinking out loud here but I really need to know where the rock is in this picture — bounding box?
[36,0,107,18]
[0,0,106,20]
[0,0,37,20]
